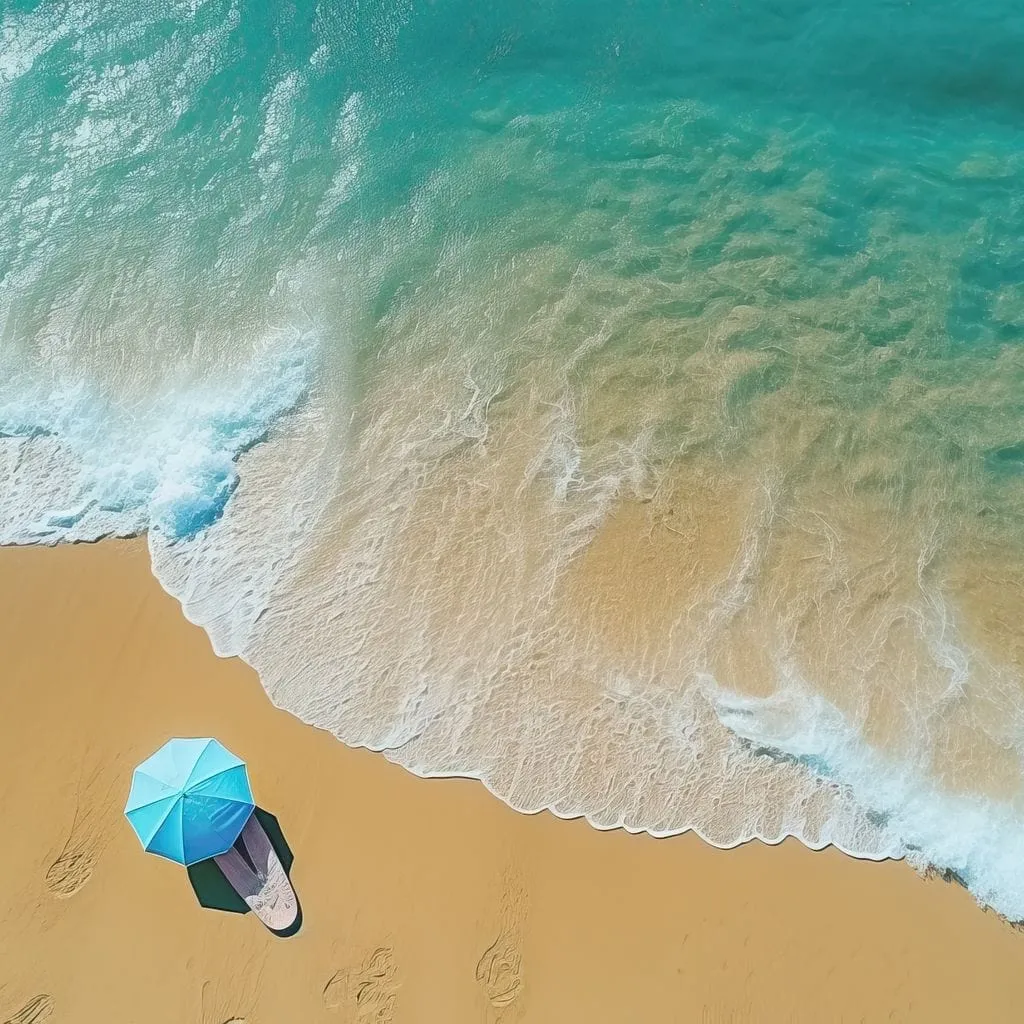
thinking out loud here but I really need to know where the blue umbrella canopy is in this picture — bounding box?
[124,738,255,866]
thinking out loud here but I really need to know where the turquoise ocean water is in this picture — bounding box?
[5,0,1024,916]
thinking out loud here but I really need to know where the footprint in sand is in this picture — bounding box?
[323,946,399,1023]
[44,848,95,899]
[475,871,527,1012]
[43,763,118,899]
[3,995,54,1024]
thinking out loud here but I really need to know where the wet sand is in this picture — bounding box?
[0,540,1022,1023]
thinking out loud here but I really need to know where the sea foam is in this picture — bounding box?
[0,334,313,545]
[710,672,1024,920]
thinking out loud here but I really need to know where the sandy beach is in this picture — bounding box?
[1,539,1022,1023]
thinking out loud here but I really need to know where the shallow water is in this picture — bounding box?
[5,0,1024,917]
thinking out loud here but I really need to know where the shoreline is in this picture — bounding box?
[1,538,1022,1022]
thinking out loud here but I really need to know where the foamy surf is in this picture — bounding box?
[6,0,1024,926]
[710,676,1024,920]
[0,332,314,543]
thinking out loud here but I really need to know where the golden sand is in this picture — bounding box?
[0,539,1022,1023]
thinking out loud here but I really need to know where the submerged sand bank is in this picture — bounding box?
[0,540,1021,1022]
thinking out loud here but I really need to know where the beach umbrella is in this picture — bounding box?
[124,737,255,866]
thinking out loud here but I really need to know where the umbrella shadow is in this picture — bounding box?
[186,807,302,938]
